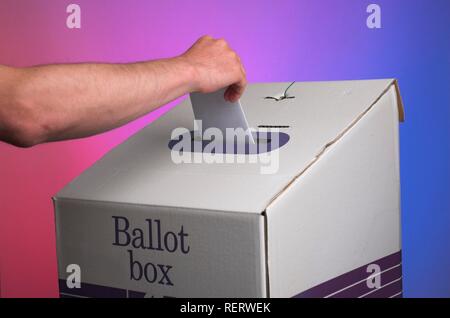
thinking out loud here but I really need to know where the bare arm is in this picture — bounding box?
[0,36,247,147]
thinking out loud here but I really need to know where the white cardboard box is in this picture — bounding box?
[54,79,404,298]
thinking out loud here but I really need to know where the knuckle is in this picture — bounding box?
[200,35,212,42]
[217,38,227,46]
[236,67,244,78]
[229,51,238,59]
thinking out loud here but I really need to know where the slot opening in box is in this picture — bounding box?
[168,130,290,155]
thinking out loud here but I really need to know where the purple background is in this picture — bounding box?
[0,0,449,297]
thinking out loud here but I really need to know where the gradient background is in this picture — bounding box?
[0,0,449,298]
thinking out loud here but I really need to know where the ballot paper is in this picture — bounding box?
[190,88,255,144]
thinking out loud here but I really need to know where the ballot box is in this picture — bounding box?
[54,79,404,298]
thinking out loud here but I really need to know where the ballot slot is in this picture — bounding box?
[168,130,290,155]
[258,125,290,129]
[184,89,292,154]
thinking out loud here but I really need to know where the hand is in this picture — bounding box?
[179,35,247,102]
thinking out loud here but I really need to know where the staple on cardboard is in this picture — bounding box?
[264,81,296,101]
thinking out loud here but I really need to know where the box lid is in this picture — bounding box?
[55,79,403,214]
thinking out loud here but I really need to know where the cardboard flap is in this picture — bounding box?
[392,79,405,122]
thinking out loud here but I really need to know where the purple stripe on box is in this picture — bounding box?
[128,290,147,298]
[59,293,84,298]
[330,265,402,298]
[294,251,402,298]
[363,279,402,298]
[58,279,146,298]
[168,131,290,155]
[59,279,126,298]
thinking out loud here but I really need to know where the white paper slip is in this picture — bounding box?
[190,88,255,144]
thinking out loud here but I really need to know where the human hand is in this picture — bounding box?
[179,35,247,102]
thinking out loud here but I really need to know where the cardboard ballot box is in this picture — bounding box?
[54,79,404,298]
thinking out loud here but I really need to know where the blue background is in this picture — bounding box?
[0,0,449,297]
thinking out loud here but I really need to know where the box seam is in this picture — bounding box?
[53,196,262,216]
[264,79,403,212]
[262,211,271,298]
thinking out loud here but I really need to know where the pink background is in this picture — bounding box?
[1,0,449,297]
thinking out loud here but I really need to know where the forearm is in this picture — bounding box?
[0,36,246,147]
[4,58,194,146]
